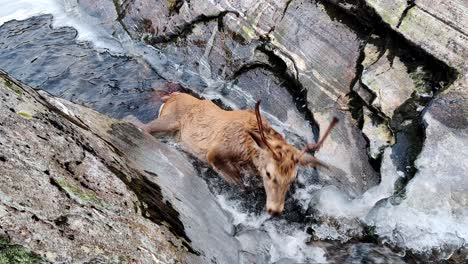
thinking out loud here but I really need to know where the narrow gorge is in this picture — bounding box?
[0,0,466,263]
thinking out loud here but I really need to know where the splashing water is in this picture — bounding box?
[0,0,124,52]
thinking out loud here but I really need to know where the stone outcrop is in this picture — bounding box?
[398,5,467,72]
[361,108,393,159]
[361,50,415,118]
[325,0,468,259]
[330,0,468,72]
[0,71,190,262]
[0,71,243,263]
[366,78,468,260]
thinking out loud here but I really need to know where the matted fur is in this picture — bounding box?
[141,92,332,215]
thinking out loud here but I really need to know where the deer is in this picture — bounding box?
[137,92,338,216]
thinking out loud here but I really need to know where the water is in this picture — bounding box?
[0,0,124,52]
[0,1,465,263]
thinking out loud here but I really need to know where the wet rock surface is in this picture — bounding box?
[0,71,191,263]
[0,0,467,262]
[0,15,165,123]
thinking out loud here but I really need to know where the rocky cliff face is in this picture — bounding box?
[0,71,194,263]
[0,0,466,262]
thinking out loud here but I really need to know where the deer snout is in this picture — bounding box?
[267,208,282,216]
[266,203,284,216]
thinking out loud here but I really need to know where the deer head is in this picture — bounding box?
[249,101,338,216]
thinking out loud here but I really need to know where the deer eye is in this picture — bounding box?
[266,171,271,179]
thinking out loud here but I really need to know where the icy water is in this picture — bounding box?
[0,1,466,263]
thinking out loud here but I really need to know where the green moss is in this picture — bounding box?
[142,35,151,44]
[17,111,33,119]
[239,25,258,42]
[118,255,128,263]
[55,178,102,206]
[0,244,43,264]
[3,80,22,97]
[112,0,121,15]
[166,0,177,11]
[362,225,379,243]
[0,236,9,246]
[409,66,431,94]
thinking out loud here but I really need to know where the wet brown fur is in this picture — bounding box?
[141,92,329,215]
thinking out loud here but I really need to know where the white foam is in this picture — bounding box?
[216,194,270,228]
[0,0,123,52]
[264,221,327,263]
[217,194,328,263]
[292,173,322,210]
[310,148,402,219]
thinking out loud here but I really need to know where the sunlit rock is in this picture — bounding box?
[361,50,415,118]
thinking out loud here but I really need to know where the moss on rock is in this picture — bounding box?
[54,178,103,206]
[2,79,22,97]
[17,111,33,119]
[0,244,43,264]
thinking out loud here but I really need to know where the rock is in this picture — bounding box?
[415,0,468,36]
[427,77,468,129]
[325,0,468,72]
[314,242,407,263]
[272,0,360,108]
[352,82,374,106]
[361,35,384,69]
[364,0,468,72]
[362,108,394,159]
[313,111,379,197]
[361,50,416,118]
[398,6,468,72]
[0,71,189,263]
[365,0,408,28]
[366,76,468,259]
[0,71,245,263]
[118,0,285,43]
[270,0,380,197]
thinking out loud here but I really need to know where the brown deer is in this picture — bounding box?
[138,92,338,216]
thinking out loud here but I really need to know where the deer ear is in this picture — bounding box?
[249,131,267,149]
[297,153,329,169]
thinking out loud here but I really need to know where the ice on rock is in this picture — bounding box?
[366,113,468,258]
[309,110,468,258]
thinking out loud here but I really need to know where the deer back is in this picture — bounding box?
[162,93,262,162]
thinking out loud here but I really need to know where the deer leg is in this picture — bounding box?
[142,115,180,134]
[207,147,242,185]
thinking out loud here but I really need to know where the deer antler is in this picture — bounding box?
[299,117,339,158]
[255,101,279,160]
